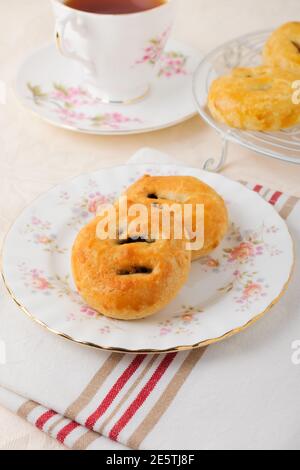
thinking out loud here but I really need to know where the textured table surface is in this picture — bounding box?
[1,0,300,450]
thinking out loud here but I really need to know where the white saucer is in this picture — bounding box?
[15,40,201,135]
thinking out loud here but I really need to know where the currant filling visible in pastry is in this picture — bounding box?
[123,175,229,260]
[72,213,191,320]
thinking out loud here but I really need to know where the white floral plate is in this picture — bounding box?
[15,40,200,135]
[2,164,294,353]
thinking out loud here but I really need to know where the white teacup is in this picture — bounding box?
[51,0,177,103]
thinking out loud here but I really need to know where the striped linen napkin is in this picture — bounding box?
[0,149,299,450]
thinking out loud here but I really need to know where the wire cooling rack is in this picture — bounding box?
[193,30,300,171]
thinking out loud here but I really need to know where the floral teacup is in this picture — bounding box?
[51,0,177,103]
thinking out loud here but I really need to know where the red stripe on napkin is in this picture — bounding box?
[57,421,80,444]
[269,191,283,206]
[109,353,177,441]
[253,185,263,193]
[85,355,146,431]
[36,410,57,430]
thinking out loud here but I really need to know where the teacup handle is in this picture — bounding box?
[55,15,94,74]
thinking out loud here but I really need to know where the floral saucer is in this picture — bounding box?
[15,40,201,135]
[2,164,294,353]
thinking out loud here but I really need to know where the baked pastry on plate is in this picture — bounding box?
[72,207,191,321]
[123,175,229,260]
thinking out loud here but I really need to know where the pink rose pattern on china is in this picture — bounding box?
[18,262,114,327]
[27,83,143,129]
[222,223,282,265]
[22,215,67,255]
[69,189,117,227]
[26,46,189,130]
[200,223,282,272]
[91,113,142,130]
[67,306,100,323]
[135,29,170,66]
[135,30,188,77]
[158,305,204,337]
[232,270,269,312]
[21,266,116,335]
[18,263,54,295]
[58,179,118,229]
[196,222,282,314]
[157,51,188,78]
[18,263,81,301]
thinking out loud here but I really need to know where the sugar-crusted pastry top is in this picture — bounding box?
[123,175,229,260]
[72,210,191,321]
[264,22,300,75]
[72,175,229,321]
[208,66,300,131]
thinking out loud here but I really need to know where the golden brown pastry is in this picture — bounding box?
[123,175,229,260]
[264,22,300,75]
[72,209,191,321]
[208,66,300,131]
